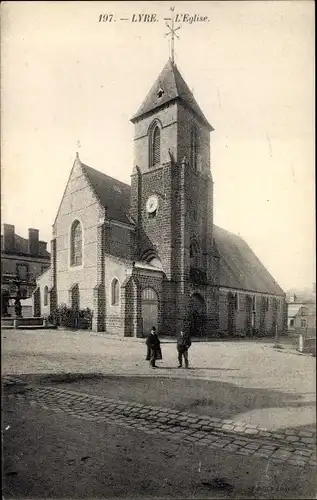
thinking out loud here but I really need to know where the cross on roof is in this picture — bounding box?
[165,7,181,64]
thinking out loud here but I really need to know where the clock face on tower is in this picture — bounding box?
[146,195,159,213]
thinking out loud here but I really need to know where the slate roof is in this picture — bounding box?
[287,304,302,317]
[82,164,133,226]
[213,225,284,296]
[131,59,213,131]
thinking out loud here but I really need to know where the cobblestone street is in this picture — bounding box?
[4,376,316,470]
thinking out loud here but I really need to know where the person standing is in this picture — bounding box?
[14,298,22,318]
[146,326,162,368]
[177,330,191,368]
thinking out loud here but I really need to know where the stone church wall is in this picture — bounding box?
[177,104,210,172]
[218,289,229,333]
[104,257,130,335]
[161,280,176,335]
[218,288,285,336]
[53,160,103,311]
[235,292,248,332]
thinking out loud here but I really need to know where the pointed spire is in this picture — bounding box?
[131,60,213,131]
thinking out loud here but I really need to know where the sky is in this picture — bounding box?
[1,1,315,292]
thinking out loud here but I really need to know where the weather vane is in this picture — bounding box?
[165,7,181,63]
[76,140,81,158]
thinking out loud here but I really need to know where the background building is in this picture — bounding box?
[287,292,316,336]
[1,224,50,316]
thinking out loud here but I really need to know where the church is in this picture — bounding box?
[35,57,286,337]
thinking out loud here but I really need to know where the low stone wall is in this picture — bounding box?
[7,306,33,318]
[15,317,44,327]
[1,317,51,329]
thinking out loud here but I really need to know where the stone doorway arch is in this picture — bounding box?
[189,293,206,337]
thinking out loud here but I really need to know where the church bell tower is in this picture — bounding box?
[130,51,217,335]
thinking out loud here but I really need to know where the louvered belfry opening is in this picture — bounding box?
[190,126,198,170]
[151,126,161,167]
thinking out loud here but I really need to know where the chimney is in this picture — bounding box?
[289,294,297,303]
[3,224,15,252]
[28,228,39,255]
[39,241,47,253]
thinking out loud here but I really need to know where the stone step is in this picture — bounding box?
[1,317,57,330]
[2,324,57,330]
[1,318,14,326]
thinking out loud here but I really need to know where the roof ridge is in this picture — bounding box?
[214,224,245,240]
[171,61,180,95]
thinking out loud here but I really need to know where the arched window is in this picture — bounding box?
[190,126,199,170]
[43,286,49,307]
[142,287,158,302]
[70,220,82,267]
[150,125,161,167]
[111,278,120,306]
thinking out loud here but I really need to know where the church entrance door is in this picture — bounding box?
[142,288,158,336]
[189,293,206,337]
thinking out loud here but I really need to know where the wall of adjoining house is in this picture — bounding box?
[34,268,52,317]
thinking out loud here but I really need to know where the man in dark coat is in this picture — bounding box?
[14,298,22,318]
[146,326,162,368]
[177,330,191,368]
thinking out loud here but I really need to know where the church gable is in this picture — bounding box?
[53,156,105,296]
[53,155,104,234]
